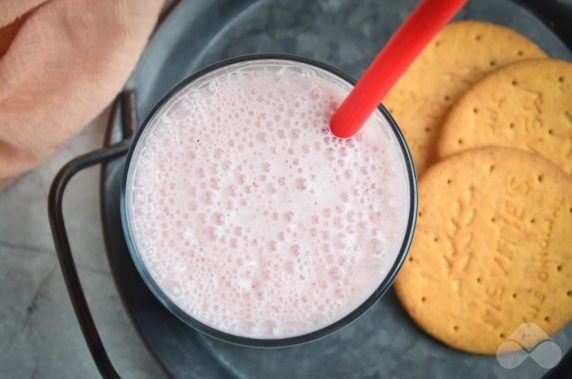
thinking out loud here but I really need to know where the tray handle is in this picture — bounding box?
[48,92,135,379]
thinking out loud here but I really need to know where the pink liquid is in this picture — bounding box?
[126,60,410,339]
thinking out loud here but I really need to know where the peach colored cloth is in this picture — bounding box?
[0,0,164,189]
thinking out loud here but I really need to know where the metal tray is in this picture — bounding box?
[99,0,572,377]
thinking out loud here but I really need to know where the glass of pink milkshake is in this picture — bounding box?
[121,55,417,347]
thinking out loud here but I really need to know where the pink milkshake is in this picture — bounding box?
[124,58,414,341]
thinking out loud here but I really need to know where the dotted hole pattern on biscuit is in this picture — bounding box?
[559,76,564,83]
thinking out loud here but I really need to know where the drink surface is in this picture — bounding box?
[126,60,410,339]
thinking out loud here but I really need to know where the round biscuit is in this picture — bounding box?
[438,58,572,175]
[395,147,572,354]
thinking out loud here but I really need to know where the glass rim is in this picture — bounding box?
[120,53,418,348]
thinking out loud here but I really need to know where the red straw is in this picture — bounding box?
[330,0,467,138]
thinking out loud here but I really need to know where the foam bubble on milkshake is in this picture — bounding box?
[126,61,410,339]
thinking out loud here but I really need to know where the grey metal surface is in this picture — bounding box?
[100,0,572,378]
